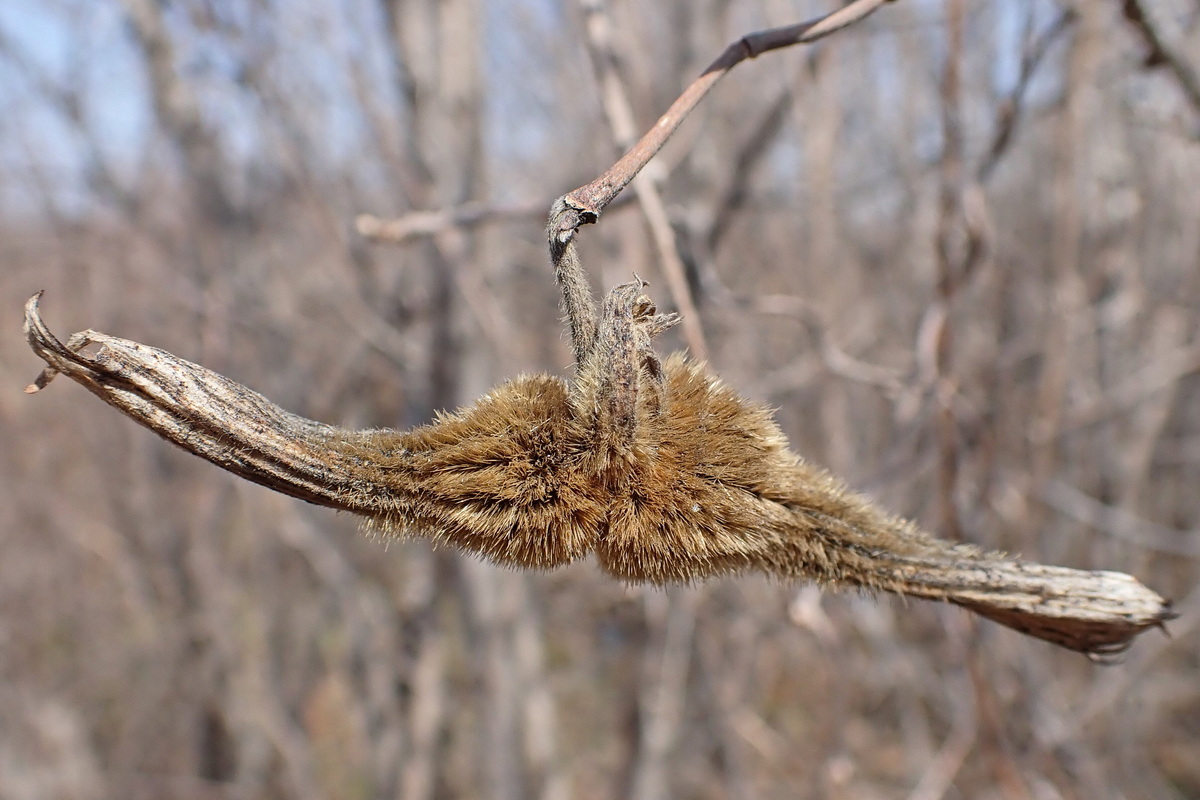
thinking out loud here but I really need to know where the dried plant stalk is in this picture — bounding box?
[24,291,1173,657]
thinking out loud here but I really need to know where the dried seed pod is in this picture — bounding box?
[24,291,1174,657]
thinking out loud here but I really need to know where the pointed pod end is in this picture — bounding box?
[23,291,60,393]
[24,290,45,319]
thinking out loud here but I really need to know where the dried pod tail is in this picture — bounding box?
[23,293,364,511]
[877,553,1175,658]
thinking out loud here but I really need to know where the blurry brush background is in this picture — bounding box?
[1,0,1199,798]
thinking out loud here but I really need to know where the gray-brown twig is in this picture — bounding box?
[551,0,893,236]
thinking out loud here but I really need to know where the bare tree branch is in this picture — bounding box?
[548,0,894,238]
[355,201,545,244]
[576,0,708,359]
[705,87,794,257]
[1119,0,1200,121]
[977,8,1077,182]
[1041,481,1200,559]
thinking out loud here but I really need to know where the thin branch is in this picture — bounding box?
[546,0,896,368]
[1050,344,1200,437]
[629,587,697,800]
[1119,0,1200,120]
[1041,481,1200,558]
[548,0,893,239]
[750,293,904,391]
[576,0,708,359]
[905,670,976,800]
[355,201,545,244]
[706,87,794,257]
[933,0,968,543]
[977,8,1077,182]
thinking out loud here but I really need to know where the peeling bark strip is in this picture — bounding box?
[24,294,1174,657]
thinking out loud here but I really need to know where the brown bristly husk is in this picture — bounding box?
[24,292,1174,657]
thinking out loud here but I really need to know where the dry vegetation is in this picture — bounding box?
[2,0,1199,798]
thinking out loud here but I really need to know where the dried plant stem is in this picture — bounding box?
[549,0,893,241]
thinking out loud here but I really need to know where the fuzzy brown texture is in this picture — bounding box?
[24,285,1173,658]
